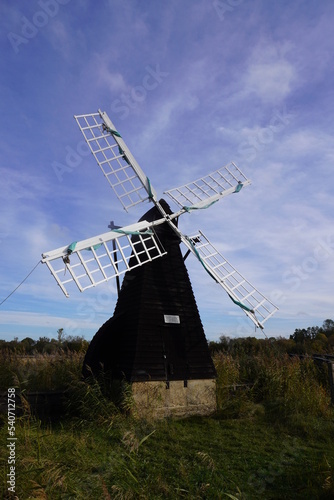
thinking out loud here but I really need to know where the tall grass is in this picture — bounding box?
[0,350,84,391]
[252,354,330,419]
[1,347,334,499]
[1,348,331,422]
[213,350,332,422]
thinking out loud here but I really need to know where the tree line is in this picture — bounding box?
[1,320,334,356]
[0,329,89,354]
[209,319,334,356]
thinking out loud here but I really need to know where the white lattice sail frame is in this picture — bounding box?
[41,109,279,329]
[165,162,251,210]
[74,110,157,211]
[41,221,166,297]
[185,231,278,328]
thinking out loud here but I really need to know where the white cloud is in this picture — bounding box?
[243,40,297,103]
[246,61,296,102]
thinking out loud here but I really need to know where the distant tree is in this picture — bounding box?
[63,335,89,352]
[208,342,222,354]
[6,338,23,352]
[20,337,36,354]
[35,336,58,354]
[218,335,231,351]
[289,319,334,354]
[328,334,334,348]
[57,328,65,345]
[290,326,319,344]
[275,337,295,353]
[322,319,334,337]
[312,333,328,354]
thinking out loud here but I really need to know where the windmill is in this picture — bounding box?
[41,110,278,417]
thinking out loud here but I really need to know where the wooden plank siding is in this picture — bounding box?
[83,200,216,383]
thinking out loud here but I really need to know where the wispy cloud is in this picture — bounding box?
[244,40,298,103]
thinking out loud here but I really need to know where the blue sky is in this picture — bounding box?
[1,0,334,342]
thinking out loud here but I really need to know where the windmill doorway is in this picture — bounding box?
[161,321,188,381]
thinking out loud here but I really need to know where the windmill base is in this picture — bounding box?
[130,379,217,419]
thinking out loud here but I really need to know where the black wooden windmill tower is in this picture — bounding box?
[42,110,278,417]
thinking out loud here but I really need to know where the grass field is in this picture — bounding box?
[1,347,334,499]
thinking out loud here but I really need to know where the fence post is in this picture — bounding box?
[328,362,334,405]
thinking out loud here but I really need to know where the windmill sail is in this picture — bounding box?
[164,162,251,211]
[42,109,278,329]
[41,221,166,297]
[74,110,157,211]
[183,231,278,329]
